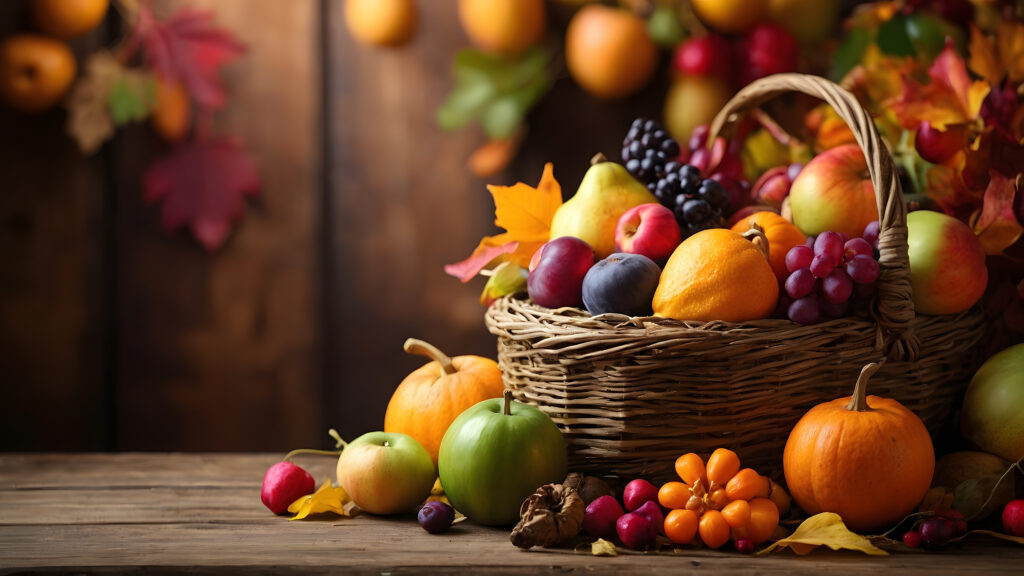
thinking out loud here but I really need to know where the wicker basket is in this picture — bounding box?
[485,74,991,483]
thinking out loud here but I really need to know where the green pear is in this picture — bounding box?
[549,157,657,258]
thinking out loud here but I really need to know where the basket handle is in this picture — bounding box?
[709,73,917,360]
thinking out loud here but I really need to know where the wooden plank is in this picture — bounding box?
[2,454,1024,574]
[0,2,110,450]
[110,0,323,451]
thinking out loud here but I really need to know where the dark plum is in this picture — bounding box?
[581,253,661,316]
[527,236,595,309]
[418,500,456,534]
[583,494,624,538]
[616,511,657,550]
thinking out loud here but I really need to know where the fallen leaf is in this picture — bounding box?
[969,24,1003,85]
[143,136,260,252]
[127,4,246,110]
[996,19,1024,84]
[591,538,617,556]
[288,478,354,520]
[757,513,889,556]
[446,163,562,281]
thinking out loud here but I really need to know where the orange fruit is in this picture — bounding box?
[151,79,191,143]
[690,0,766,35]
[565,5,657,100]
[653,228,779,322]
[31,0,109,39]
[730,211,807,284]
[458,0,546,55]
[344,0,417,48]
[0,34,76,113]
[664,509,699,544]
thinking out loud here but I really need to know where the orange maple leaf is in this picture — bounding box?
[445,163,562,282]
[972,172,1023,256]
[887,39,990,131]
[970,20,1024,86]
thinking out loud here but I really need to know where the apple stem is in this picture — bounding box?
[503,389,513,416]
[590,152,608,165]
[404,338,457,376]
[846,360,884,412]
[741,223,770,263]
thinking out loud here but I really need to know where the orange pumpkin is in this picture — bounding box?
[782,362,935,532]
[384,338,504,468]
[730,211,806,284]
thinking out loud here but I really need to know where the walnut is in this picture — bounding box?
[509,482,585,549]
[563,472,613,505]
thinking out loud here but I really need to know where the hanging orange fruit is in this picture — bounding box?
[151,78,191,143]
[384,338,505,468]
[31,0,109,39]
[783,361,935,532]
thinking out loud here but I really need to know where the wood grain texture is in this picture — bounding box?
[1,454,1023,574]
[110,0,323,451]
[323,0,497,441]
[0,2,110,451]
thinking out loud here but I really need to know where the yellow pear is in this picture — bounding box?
[549,157,657,258]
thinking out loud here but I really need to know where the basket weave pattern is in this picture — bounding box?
[485,74,991,482]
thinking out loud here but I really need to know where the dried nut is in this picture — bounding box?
[563,472,614,505]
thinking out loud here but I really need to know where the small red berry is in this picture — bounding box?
[734,538,754,554]
[1003,499,1024,537]
[902,530,922,548]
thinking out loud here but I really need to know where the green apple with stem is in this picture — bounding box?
[336,431,435,515]
[438,389,567,526]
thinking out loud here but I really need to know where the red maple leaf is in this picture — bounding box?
[127,3,246,110]
[144,137,260,252]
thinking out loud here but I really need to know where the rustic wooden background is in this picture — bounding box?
[0,0,667,452]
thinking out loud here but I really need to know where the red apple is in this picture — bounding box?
[672,34,734,87]
[1004,500,1024,537]
[750,166,792,209]
[736,23,799,86]
[907,210,987,315]
[615,203,681,263]
[788,144,879,238]
[261,461,315,515]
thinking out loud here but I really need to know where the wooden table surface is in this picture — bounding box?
[2,453,1022,574]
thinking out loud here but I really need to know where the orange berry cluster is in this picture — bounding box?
[658,448,787,549]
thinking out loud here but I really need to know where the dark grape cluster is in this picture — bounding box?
[621,118,729,239]
[621,118,680,186]
[781,221,882,325]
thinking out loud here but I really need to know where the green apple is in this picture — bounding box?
[336,431,435,515]
[438,390,567,526]
[907,210,987,315]
[961,343,1024,462]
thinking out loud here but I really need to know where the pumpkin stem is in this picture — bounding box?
[741,223,770,263]
[503,389,512,416]
[404,338,457,376]
[846,360,885,412]
[590,152,608,165]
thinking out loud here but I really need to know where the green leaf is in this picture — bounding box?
[436,46,552,137]
[830,26,871,81]
[877,14,916,57]
[107,75,156,126]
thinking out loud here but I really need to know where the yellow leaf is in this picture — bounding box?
[969,24,1003,85]
[591,538,618,556]
[487,162,562,267]
[997,20,1024,84]
[287,479,353,520]
[757,513,889,556]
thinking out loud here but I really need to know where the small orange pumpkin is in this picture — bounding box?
[384,338,504,468]
[782,361,935,532]
[730,211,806,284]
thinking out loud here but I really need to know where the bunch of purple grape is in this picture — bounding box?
[782,221,881,325]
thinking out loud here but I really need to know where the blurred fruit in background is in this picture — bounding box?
[344,0,417,48]
[0,34,76,112]
[735,23,800,87]
[690,0,766,35]
[565,4,657,100]
[672,34,734,87]
[31,0,109,39]
[663,75,730,145]
[766,0,839,47]
[458,0,546,55]
[151,78,191,143]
